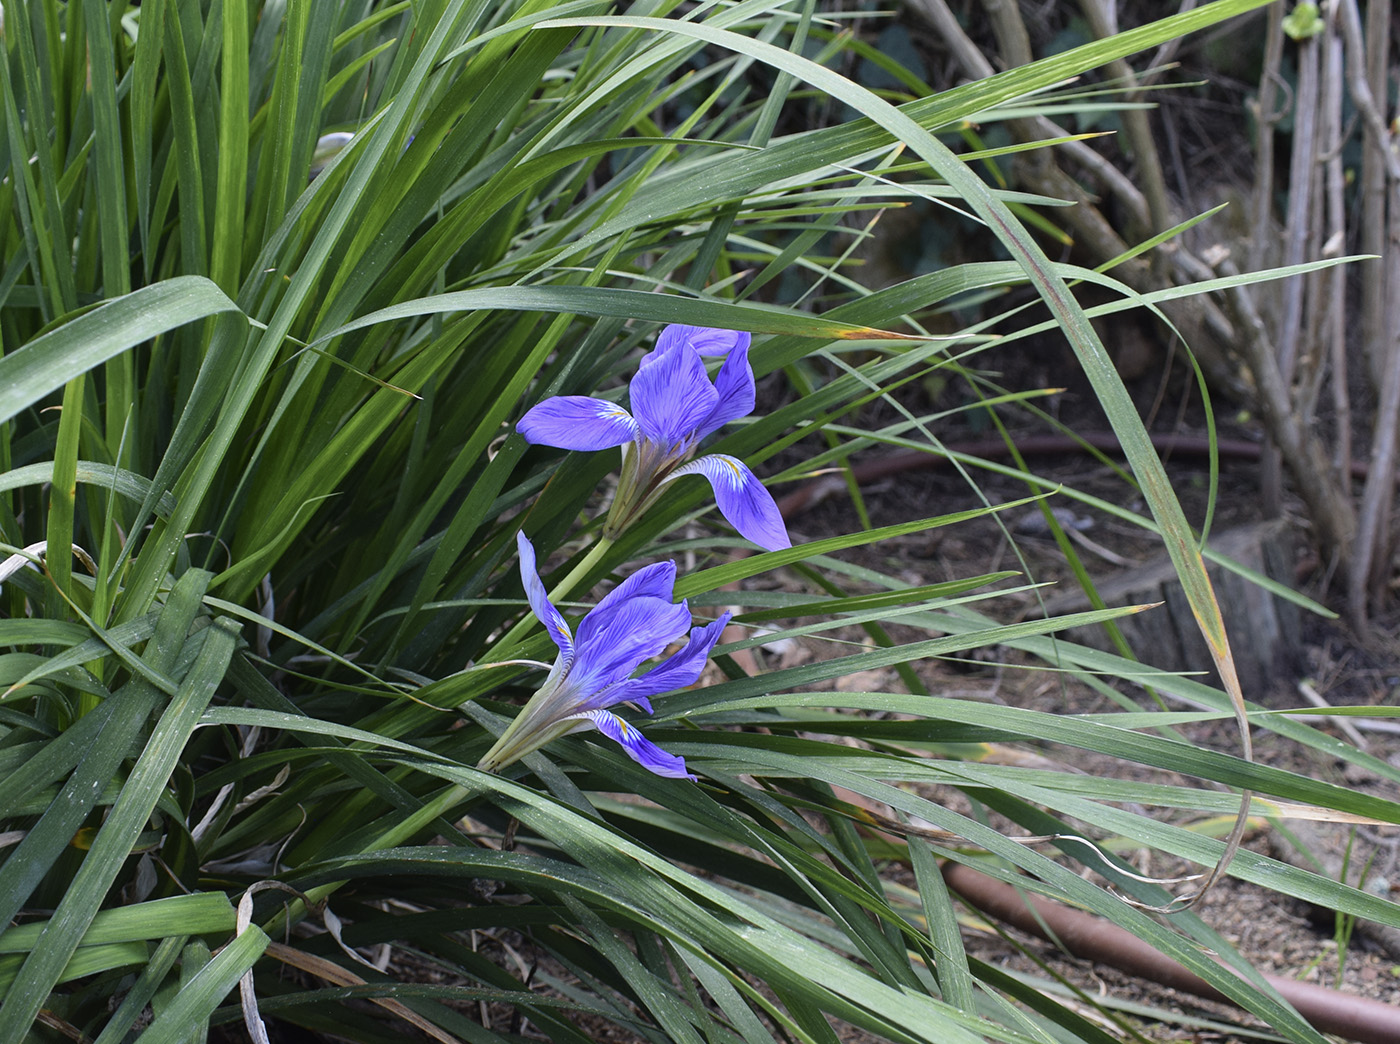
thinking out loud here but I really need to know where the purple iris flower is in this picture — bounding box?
[516,324,791,551]
[308,131,356,179]
[477,533,731,779]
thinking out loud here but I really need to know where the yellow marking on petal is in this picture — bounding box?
[716,457,744,487]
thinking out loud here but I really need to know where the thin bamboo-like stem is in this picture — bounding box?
[981,0,1034,70]
[1319,26,1350,482]
[1143,0,1201,84]
[1295,19,1345,435]
[1277,29,1321,386]
[1248,3,1285,276]
[1078,0,1174,245]
[1338,0,1400,629]
[1355,0,1391,387]
[1260,22,1322,514]
[1337,0,1400,180]
[1209,257,1355,562]
[1349,184,1400,630]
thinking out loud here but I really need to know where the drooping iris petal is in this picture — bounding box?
[517,396,639,450]
[651,325,751,361]
[696,344,756,440]
[515,532,573,659]
[673,454,791,551]
[601,613,731,712]
[571,595,693,694]
[629,342,719,448]
[579,710,696,780]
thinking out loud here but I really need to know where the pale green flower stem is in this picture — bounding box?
[602,439,677,541]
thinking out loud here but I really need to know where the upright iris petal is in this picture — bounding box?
[516,534,575,662]
[477,533,730,779]
[651,325,751,360]
[516,324,790,551]
[703,346,758,434]
[629,343,720,451]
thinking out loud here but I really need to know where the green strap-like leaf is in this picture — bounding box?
[0,461,178,518]
[311,284,911,348]
[0,278,243,425]
[137,926,270,1044]
[0,894,235,955]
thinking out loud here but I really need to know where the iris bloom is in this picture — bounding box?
[477,533,730,779]
[309,131,355,179]
[516,324,790,551]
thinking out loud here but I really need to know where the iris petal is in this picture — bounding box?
[651,325,751,361]
[671,454,790,551]
[630,343,719,448]
[587,560,677,623]
[603,613,731,709]
[577,710,696,780]
[571,595,694,695]
[695,344,755,441]
[518,396,638,450]
[515,533,574,660]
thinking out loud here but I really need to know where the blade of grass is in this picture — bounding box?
[0,278,243,426]
[211,0,250,294]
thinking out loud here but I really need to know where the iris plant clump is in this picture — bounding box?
[517,324,790,551]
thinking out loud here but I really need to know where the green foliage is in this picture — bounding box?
[1282,3,1325,41]
[1,1,1394,1041]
